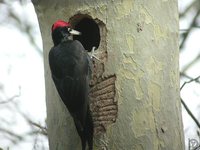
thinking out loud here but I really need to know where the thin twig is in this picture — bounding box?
[28,121,48,136]
[182,53,200,73]
[0,128,24,142]
[180,73,200,84]
[15,107,48,136]
[180,10,200,50]
[180,26,200,32]
[0,95,19,104]
[180,75,200,90]
[179,0,198,18]
[180,75,200,129]
[0,86,21,104]
[179,0,199,18]
[181,98,200,129]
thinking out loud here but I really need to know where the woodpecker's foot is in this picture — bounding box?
[89,47,102,62]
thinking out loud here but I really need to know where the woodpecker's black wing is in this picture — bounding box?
[49,39,89,120]
[49,40,93,150]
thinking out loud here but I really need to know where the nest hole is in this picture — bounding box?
[72,17,100,51]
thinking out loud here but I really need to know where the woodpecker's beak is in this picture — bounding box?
[69,29,81,35]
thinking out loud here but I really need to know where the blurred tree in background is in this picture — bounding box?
[0,0,200,149]
[0,0,47,149]
[0,0,42,55]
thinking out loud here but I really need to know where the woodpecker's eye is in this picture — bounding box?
[68,28,72,32]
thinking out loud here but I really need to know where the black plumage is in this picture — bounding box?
[49,21,93,150]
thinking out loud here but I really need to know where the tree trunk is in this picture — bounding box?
[32,0,185,149]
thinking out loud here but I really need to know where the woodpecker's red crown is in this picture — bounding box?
[52,20,71,32]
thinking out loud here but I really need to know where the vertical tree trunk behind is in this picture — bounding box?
[32,0,185,149]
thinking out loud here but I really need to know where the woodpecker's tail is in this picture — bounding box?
[74,107,93,150]
[84,107,94,150]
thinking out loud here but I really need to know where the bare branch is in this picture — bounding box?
[181,53,200,73]
[28,120,48,136]
[179,0,200,18]
[180,75,200,90]
[13,104,48,136]
[180,75,200,129]
[181,98,200,129]
[0,95,19,104]
[180,26,200,32]
[0,86,21,104]
[180,10,200,50]
[180,73,200,84]
[0,128,24,143]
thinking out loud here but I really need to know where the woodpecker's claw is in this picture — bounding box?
[89,47,101,61]
[91,47,100,61]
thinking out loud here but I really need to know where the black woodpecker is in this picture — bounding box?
[49,20,93,150]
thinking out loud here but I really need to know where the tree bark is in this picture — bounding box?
[32,0,185,149]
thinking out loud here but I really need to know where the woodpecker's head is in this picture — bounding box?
[51,20,81,46]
